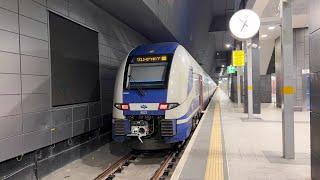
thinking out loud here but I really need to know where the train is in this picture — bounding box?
[112,42,216,150]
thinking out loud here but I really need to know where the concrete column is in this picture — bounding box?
[252,34,261,114]
[281,0,295,159]
[245,34,261,117]
[237,68,241,105]
[244,61,248,113]
[246,39,254,118]
[236,44,242,105]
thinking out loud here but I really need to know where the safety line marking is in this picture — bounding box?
[205,103,224,180]
[282,86,295,95]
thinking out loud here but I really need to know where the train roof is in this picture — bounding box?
[129,42,180,56]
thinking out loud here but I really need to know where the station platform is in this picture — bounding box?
[171,88,311,180]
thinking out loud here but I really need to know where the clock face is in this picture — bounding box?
[229,9,260,41]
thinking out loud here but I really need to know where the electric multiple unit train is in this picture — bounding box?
[112,42,216,149]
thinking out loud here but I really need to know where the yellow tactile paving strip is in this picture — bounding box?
[205,103,224,180]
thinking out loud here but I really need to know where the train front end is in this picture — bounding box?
[112,43,184,150]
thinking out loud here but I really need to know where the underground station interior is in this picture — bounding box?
[0,0,317,179]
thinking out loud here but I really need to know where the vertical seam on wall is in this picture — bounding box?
[46,1,54,144]
[17,0,23,142]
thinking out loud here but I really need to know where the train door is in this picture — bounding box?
[199,75,204,111]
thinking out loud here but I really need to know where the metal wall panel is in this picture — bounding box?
[19,15,48,41]
[0,0,149,163]
[68,0,86,23]
[0,30,19,53]
[309,0,320,34]
[89,102,101,118]
[21,75,49,94]
[52,123,72,143]
[22,111,51,133]
[90,117,102,130]
[52,108,72,126]
[0,52,20,74]
[0,136,23,161]
[73,119,90,136]
[23,129,51,153]
[22,94,50,113]
[310,31,320,73]
[47,0,68,16]
[20,35,48,58]
[0,74,21,94]
[0,95,21,116]
[310,0,320,178]
[0,8,18,33]
[0,115,21,140]
[73,105,89,121]
[311,72,320,114]
[0,0,18,12]
[19,0,47,23]
[21,55,49,75]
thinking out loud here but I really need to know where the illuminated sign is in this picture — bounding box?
[232,50,245,67]
[135,55,168,63]
[227,66,237,74]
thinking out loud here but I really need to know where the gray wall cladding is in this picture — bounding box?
[310,0,320,179]
[260,75,272,103]
[0,0,149,162]
[293,28,309,111]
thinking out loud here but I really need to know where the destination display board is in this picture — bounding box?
[133,55,169,63]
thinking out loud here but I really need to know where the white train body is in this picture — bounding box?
[112,42,216,149]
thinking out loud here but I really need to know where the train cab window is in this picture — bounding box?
[127,62,168,88]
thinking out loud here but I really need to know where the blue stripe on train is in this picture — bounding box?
[123,89,167,116]
[164,95,213,143]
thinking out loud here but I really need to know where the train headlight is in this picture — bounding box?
[114,103,130,110]
[158,103,180,110]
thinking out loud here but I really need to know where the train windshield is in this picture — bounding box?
[127,62,168,88]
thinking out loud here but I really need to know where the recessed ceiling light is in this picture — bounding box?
[268,26,276,30]
[261,34,268,38]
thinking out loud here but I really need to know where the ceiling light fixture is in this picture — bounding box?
[225,44,231,48]
[268,26,276,30]
[261,34,268,38]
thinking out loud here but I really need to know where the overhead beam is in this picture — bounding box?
[246,0,271,16]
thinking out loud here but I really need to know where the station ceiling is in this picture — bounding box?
[91,0,242,75]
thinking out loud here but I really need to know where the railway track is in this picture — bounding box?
[93,150,178,180]
[94,111,205,180]
[94,153,137,180]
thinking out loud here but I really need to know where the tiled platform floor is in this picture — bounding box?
[219,89,310,180]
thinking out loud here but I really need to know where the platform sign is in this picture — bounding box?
[227,65,237,74]
[232,50,245,67]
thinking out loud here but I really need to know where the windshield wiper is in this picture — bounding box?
[128,75,146,96]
